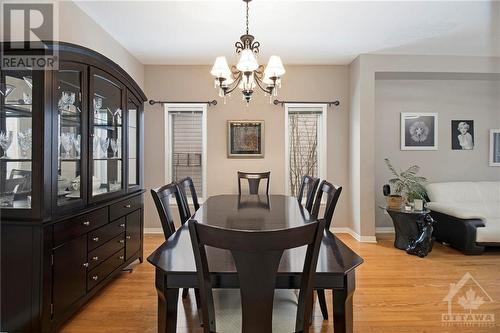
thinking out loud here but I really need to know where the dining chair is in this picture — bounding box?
[297,175,320,213]
[151,182,200,305]
[176,176,200,224]
[310,180,343,320]
[237,171,270,195]
[189,218,325,333]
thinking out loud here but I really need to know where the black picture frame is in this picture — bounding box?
[451,120,474,150]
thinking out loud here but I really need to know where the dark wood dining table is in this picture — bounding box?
[148,194,363,333]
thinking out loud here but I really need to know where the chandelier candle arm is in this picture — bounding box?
[210,0,285,104]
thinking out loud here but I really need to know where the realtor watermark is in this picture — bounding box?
[1,1,59,70]
[442,272,495,328]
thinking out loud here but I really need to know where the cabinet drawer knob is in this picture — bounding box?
[92,256,99,261]
[118,239,125,244]
[124,204,131,208]
[119,255,124,260]
[92,275,98,281]
[126,235,131,240]
[119,223,125,228]
[92,237,99,242]
[82,262,89,268]
[82,221,90,226]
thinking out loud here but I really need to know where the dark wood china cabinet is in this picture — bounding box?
[0,42,146,332]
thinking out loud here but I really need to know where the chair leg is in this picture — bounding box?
[317,289,329,320]
[182,288,189,298]
[309,292,314,325]
[194,288,203,326]
[194,288,201,309]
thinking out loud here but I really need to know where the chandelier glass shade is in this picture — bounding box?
[210,0,285,104]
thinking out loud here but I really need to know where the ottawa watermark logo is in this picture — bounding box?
[1,1,59,70]
[442,272,495,328]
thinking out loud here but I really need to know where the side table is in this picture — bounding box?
[380,206,436,257]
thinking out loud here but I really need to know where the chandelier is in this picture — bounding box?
[210,0,285,104]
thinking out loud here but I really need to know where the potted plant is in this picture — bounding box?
[384,158,427,209]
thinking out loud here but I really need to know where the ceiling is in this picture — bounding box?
[75,0,499,65]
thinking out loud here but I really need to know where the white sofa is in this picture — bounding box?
[426,181,500,254]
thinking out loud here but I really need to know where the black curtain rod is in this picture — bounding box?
[273,99,340,107]
[148,99,217,106]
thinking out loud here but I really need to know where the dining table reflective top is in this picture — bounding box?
[148,194,363,278]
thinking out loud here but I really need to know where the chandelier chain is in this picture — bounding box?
[246,1,249,35]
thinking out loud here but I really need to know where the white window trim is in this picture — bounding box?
[164,103,208,202]
[284,103,327,197]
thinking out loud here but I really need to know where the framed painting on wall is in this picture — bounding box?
[401,113,438,150]
[490,129,500,166]
[227,120,264,158]
[451,120,474,150]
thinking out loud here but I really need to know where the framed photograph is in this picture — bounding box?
[227,120,264,158]
[451,120,474,150]
[401,113,438,150]
[490,129,500,166]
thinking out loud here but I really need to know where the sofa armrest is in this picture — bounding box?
[426,202,486,221]
[429,211,485,255]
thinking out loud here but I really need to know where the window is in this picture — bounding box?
[285,104,327,196]
[165,104,207,200]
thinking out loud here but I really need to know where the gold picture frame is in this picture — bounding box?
[227,120,264,158]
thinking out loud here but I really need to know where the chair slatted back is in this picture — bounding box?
[297,176,320,213]
[150,183,185,240]
[189,219,325,333]
[311,180,342,229]
[177,177,200,223]
[237,171,270,195]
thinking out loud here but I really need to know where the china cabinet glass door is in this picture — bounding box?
[0,70,34,209]
[90,69,124,200]
[127,95,140,191]
[56,64,86,207]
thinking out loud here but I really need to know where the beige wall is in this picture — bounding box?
[2,0,145,87]
[349,54,500,238]
[143,65,351,229]
[59,1,144,88]
[375,78,500,228]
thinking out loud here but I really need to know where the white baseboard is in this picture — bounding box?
[331,227,377,243]
[144,228,164,234]
[375,227,395,234]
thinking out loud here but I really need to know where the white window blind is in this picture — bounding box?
[166,104,207,199]
[285,105,327,196]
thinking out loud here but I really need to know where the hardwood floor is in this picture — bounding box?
[60,234,500,333]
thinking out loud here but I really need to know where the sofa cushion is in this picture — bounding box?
[476,219,500,243]
[212,289,298,332]
[426,202,487,221]
[426,182,500,208]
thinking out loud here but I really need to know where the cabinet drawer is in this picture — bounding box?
[109,195,142,221]
[87,218,126,251]
[54,208,108,246]
[87,233,125,270]
[87,248,125,291]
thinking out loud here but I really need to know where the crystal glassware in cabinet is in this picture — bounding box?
[56,67,84,205]
[0,70,34,210]
[91,71,124,198]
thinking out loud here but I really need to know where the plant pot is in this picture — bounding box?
[413,199,424,211]
[387,195,403,210]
